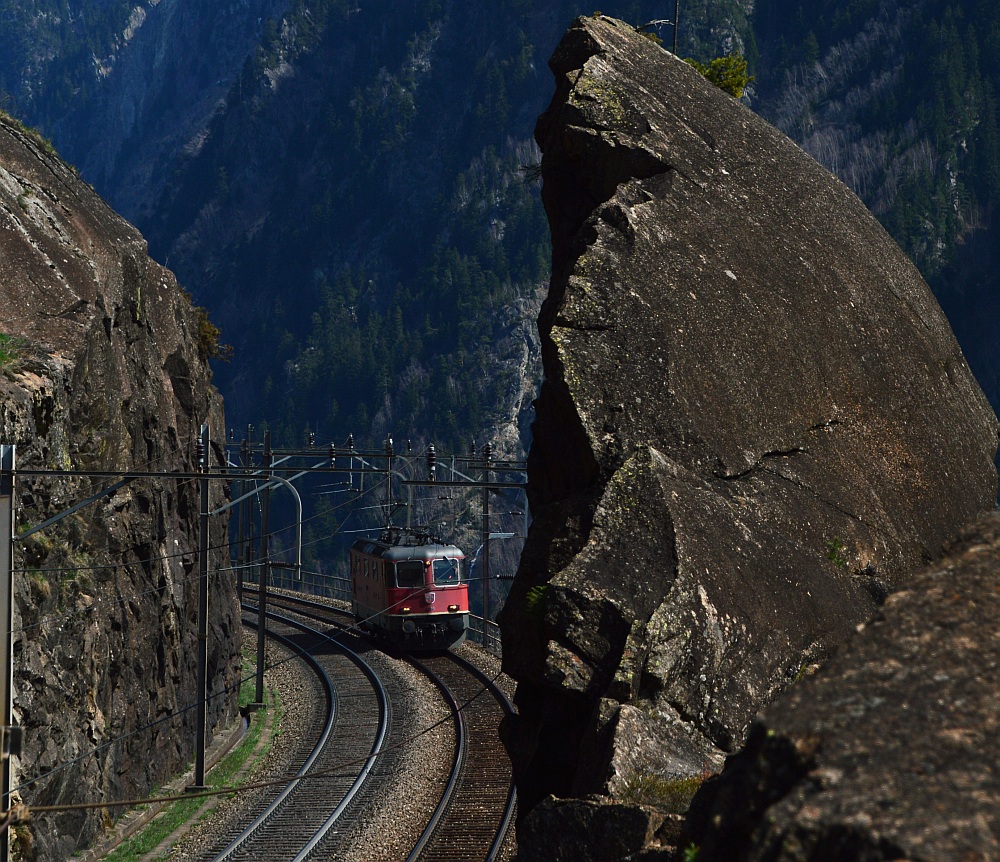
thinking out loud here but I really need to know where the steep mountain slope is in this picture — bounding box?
[0,112,238,862]
[0,0,289,214]
[0,1,755,451]
[6,2,999,454]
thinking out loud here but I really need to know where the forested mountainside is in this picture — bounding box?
[2,0,998,567]
[0,0,757,580]
[752,0,1000,408]
[130,0,754,453]
[0,0,289,205]
[0,0,754,456]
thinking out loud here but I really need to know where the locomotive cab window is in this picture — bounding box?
[395,561,424,588]
[433,558,461,586]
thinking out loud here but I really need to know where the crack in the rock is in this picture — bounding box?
[668,163,705,190]
[713,419,843,481]
[714,446,806,481]
[552,318,613,333]
[40,299,88,319]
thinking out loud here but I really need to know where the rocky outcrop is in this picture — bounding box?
[498,13,999,852]
[688,510,1000,861]
[0,114,238,861]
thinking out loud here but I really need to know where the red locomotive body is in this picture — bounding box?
[350,528,468,650]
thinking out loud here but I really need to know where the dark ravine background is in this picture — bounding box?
[1,0,755,584]
[0,0,999,857]
[3,0,998,575]
[2,0,998,427]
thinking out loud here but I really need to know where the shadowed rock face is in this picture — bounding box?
[0,115,237,861]
[689,510,1000,862]
[498,13,998,842]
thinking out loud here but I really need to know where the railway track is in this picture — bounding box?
[206,610,389,861]
[246,588,517,861]
[405,651,516,862]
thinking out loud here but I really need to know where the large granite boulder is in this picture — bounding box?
[0,113,238,860]
[688,510,1000,861]
[498,12,999,843]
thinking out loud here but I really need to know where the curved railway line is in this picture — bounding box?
[237,588,517,861]
[207,611,389,861]
[405,651,516,862]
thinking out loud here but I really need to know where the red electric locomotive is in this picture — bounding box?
[350,527,469,650]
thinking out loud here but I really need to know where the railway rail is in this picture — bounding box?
[244,587,517,861]
[206,610,389,861]
[405,650,516,862]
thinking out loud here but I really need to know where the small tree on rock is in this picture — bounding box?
[685,54,753,99]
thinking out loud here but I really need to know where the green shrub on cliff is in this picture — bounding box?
[685,54,753,98]
[826,537,848,569]
[0,111,57,155]
[0,333,26,375]
[179,293,232,363]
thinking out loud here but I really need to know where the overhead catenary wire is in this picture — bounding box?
[11,615,506,829]
[12,586,478,796]
[5,437,521,810]
[6,469,391,638]
[12,561,391,792]
[8,440,519,639]
[16,661,506,828]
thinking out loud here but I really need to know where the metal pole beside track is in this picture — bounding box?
[482,444,492,644]
[254,431,271,708]
[190,424,210,790]
[674,0,680,54]
[236,438,247,607]
[245,426,255,643]
[0,446,14,862]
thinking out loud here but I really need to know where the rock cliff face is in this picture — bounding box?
[498,14,999,852]
[689,510,1000,861]
[0,114,238,861]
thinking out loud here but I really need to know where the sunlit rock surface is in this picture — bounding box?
[0,113,237,861]
[689,510,1000,861]
[499,14,998,855]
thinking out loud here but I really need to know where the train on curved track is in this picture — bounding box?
[350,527,469,650]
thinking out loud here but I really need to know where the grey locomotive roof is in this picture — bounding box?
[352,538,464,560]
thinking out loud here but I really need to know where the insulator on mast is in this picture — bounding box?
[427,445,437,482]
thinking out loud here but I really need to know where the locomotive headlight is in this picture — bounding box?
[401,606,411,613]
[448,604,459,612]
